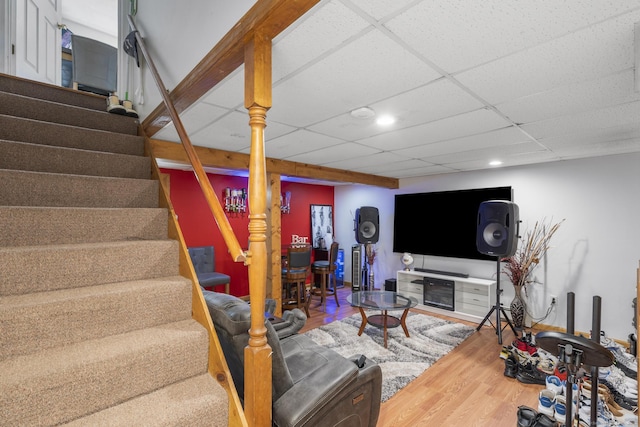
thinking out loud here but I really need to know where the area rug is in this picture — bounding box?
[302,311,475,402]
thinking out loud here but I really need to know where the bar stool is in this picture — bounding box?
[310,242,340,312]
[282,243,312,317]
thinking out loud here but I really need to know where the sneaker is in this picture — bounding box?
[514,337,539,355]
[554,364,568,382]
[538,389,556,417]
[600,379,638,410]
[517,362,548,385]
[500,345,512,360]
[603,373,638,399]
[504,354,519,378]
[600,366,638,391]
[610,347,638,380]
[553,395,567,423]
[578,396,627,427]
[546,375,564,395]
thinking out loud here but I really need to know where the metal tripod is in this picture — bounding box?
[476,256,517,344]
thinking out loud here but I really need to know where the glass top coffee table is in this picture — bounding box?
[347,291,418,348]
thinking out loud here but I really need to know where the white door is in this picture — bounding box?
[14,0,61,85]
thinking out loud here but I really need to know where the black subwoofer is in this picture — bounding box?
[355,206,379,244]
[476,200,519,257]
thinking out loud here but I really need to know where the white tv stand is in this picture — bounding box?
[396,270,496,323]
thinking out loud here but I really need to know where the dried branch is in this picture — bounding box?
[502,218,565,290]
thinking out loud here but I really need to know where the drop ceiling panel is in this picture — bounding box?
[521,101,640,140]
[384,0,639,74]
[443,150,561,172]
[390,164,456,178]
[348,0,416,21]
[419,140,547,165]
[272,0,370,82]
[324,151,411,170]
[153,102,231,143]
[393,126,535,159]
[455,10,640,105]
[190,111,294,151]
[541,126,640,149]
[285,142,380,165]
[308,78,485,141]
[351,158,434,173]
[268,29,441,127]
[359,108,511,151]
[200,69,244,109]
[265,129,345,159]
[497,70,640,124]
[551,138,640,159]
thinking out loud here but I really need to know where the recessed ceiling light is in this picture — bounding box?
[489,160,503,167]
[350,107,375,119]
[376,115,395,126]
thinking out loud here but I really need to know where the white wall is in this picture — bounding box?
[0,0,6,73]
[128,0,255,116]
[335,153,640,341]
[62,20,117,47]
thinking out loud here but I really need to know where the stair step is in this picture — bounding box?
[63,374,228,427]
[0,240,180,296]
[0,139,150,179]
[0,206,168,247]
[0,169,159,208]
[0,114,144,156]
[0,91,138,135]
[0,276,193,359]
[0,73,107,111]
[0,319,212,426]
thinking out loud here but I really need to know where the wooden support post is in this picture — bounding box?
[243,30,273,427]
[269,173,283,316]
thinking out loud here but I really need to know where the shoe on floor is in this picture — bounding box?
[545,375,563,395]
[106,95,126,115]
[531,412,558,427]
[517,362,548,385]
[504,354,518,378]
[517,405,537,427]
[538,389,555,417]
[121,99,139,118]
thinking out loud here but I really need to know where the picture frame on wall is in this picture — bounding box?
[310,204,333,249]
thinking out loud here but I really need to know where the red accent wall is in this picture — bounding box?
[161,169,334,296]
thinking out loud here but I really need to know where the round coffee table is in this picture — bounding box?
[347,291,418,348]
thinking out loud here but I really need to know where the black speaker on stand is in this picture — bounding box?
[355,207,379,290]
[475,200,520,344]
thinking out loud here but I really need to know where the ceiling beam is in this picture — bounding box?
[149,139,399,189]
[141,0,321,136]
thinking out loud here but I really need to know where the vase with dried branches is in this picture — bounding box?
[365,243,376,290]
[502,218,565,329]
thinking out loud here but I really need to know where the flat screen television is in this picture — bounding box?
[393,186,512,261]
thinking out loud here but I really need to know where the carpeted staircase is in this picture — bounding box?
[0,74,228,426]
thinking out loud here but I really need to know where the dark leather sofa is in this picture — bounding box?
[203,291,382,427]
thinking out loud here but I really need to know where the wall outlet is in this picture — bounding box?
[550,295,557,306]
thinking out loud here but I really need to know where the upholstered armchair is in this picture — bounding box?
[203,291,382,427]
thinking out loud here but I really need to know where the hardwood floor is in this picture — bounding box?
[300,287,540,427]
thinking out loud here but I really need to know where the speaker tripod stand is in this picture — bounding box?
[476,257,517,344]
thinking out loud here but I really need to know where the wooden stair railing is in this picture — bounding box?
[127,16,245,264]
[127,15,270,427]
